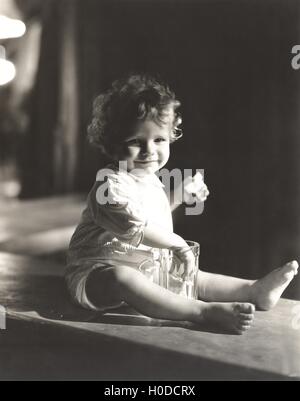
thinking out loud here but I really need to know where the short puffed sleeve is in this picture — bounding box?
[87,168,147,246]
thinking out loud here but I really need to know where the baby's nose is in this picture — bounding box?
[141,141,155,155]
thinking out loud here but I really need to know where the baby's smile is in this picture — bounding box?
[135,160,159,164]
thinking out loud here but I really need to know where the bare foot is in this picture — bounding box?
[199,302,255,334]
[250,260,299,310]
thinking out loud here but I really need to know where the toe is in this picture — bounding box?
[234,303,255,314]
[290,260,299,273]
[237,320,252,331]
[283,261,298,279]
[241,303,255,314]
[239,316,254,325]
[241,324,251,331]
[286,260,298,273]
[235,325,249,334]
[239,312,254,320]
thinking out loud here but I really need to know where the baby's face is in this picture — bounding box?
[118,119,171,176]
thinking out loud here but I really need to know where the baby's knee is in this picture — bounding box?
[112,265,138,284]
[87,266,119,292]
[85,265,136,308]
[85,266,126,309]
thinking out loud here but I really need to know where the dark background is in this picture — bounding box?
[1,0,300,297]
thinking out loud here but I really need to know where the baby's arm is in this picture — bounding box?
[143,223,187,249]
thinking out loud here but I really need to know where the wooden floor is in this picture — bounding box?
[0,195,84,252]
[0,196,300,380]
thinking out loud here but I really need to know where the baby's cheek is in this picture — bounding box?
[121,146,137,159]
[162,144,170,157]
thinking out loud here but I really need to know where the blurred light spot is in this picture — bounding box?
[0,180,21,198]
[0,45,16,85]
[0,15,26,39]
[0,58,15,85]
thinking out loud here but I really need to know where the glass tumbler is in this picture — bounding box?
[138,241,200,300]
[144,241,200,299]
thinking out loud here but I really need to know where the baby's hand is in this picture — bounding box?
[171,247,195,280]
[183,172,209,203]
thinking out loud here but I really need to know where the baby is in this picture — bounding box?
[66,74,298,334]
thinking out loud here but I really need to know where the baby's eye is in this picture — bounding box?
[155,137,167,143]
[125,139,140,146]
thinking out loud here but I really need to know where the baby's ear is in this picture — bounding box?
[174,114,182,127]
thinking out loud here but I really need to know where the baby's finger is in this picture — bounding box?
[196,188,209,201]
[169,255,180,274]
[181,268,188,280]
[169,260,176,274]
[181,261,193,280]
[195,193,207,201]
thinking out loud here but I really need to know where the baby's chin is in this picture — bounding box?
[131,161,163,176]
[131,167,158,177]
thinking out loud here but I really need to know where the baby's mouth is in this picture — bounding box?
[135,160,158,164]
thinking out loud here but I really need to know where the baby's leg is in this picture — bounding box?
[197,260,298,310]
[197,270,254,302]
[86,265,254,334]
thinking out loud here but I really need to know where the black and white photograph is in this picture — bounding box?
[0,0,299,383]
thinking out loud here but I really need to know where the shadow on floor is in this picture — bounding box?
[5,272,235,335]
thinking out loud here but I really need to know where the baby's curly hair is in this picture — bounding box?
[87,74,183,158]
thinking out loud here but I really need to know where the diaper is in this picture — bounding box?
[65,241,164,312]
